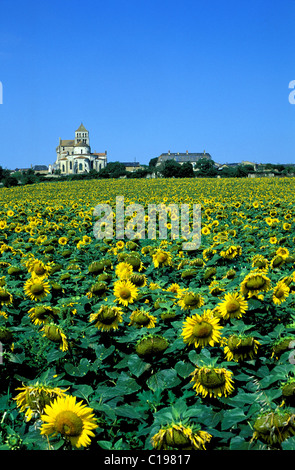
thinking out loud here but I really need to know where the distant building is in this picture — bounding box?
[32,165,48,174]
[156,150,212,169]
[52,123,107,175]
[122,162,143,172]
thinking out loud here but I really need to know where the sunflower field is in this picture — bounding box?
[0,177,295,451]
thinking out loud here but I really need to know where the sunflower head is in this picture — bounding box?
[89,305,123,331]
[14,382,68,421]
[177,290,204,310]
[218,292,248,320]
[113,279,138,306]
[240,271,271,298]
[152,422,212,450]
[252,410,295,446]
[129,309,156,328]
[0,288,13,305]
[203,267,216,281]
[125,254,142,271]
[181,310,222,349]
[190,366,234,398]
[135,335,169,358]
[271,336,295,359]
[90,281,107,297]
[0,326,13,344]
[129,273,147,287]
[152,249,172,268]
[40,395,98,448]
[281,378,295,405]
[272,281,289,305]
[88,261,104,275]
[24,277,50,301]
[42,323,68,351]
[224,334,259,361]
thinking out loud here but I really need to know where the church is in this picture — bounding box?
[51,123,107,175]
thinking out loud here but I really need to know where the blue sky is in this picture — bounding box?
[0,0,294,169]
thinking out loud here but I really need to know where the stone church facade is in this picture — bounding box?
[51,123,107,175]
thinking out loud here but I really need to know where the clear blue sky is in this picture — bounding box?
[0,0,294,169]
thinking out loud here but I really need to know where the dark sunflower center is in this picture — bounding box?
[55,410,83,437]
[226,300,240,313]
[31,283,45,295]
[0,291,10,301]
[275,288,285,299]
[119,288,131,299]
[184,294,199,307]
[157,253,168,263]
[199,370,226,388]
[192,321,213,338]
[34,265,46,275]
[135,312,149,325]
[98,309,117,325]
[165,429,190,447]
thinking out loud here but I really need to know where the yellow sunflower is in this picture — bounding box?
[28,305,57,325]
[276,247,290,259]
[0,287,13,306]
[40,394,98,448]
[223,335,260,362]
[220,245,242,260]
[166,283,181,294]
[24,277,51,301]
[177,289,205,311]
[115,261,133,279]
[240,271,271,299]
[14,383,69,422]
[217,292,248,320]
[272,281,289,305]
[27,258,51,278]
[113,279,138,306]
[128,308,157,328]
[152,249,173,268]
[58,236,68,246]
[41,323,68,351]
[251,410,295,446]
[190,366,234,398]
[181,310,223,348]
[151,423,212,450]
[89,305,123,331]
[251,254,269,272]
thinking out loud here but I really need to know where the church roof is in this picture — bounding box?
[75,123,88,133]
[74,141,89,147]
[60,139,75,146]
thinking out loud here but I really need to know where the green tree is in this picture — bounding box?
[149,157,158,168]
[195,158,217,177]
[98,162,127,178]
[178,162,195,178]
[161,160,182,178]
[0,166,10,182]
[3,175,18,187]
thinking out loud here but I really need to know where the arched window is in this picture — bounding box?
[70,161,72,170]
[79,163,83,171]
[62,164,65,172]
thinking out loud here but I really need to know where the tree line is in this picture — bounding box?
[0,159,294,187]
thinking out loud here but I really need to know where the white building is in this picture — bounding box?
[52,123,107,175]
